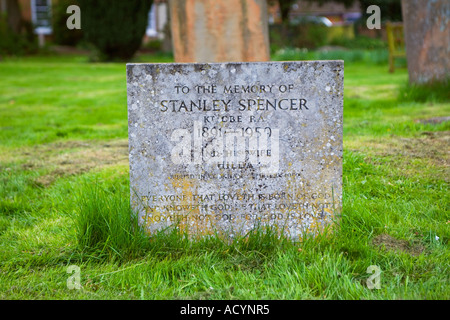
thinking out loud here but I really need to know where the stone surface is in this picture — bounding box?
[127,61,343,241]
[401,0,450,84]
[169,0,270,62]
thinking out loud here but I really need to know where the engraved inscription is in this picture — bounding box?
[127,61,343,241]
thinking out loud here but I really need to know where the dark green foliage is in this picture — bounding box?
[330,35,387,50]
[143,39,162,52]
[52,0,83,46]
[0,15,37,55]
[78,0,152,61]
[269,23,328,51]
[268,0,296,23]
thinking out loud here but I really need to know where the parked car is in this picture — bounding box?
[290,16,333,27]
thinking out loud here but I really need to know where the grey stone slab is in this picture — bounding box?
[127,61,343,241]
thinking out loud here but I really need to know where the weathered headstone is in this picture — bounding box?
[401,0,450,84]
[127,61,343,241]
[169,0,270,62]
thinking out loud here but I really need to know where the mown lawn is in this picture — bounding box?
[0,52,449,300]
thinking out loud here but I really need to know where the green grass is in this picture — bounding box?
[0,52,449,300]
[272,47,392,65]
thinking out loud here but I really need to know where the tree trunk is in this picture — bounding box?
[6,0,22,34]
[162,3,172,53]
[278,0,294,24]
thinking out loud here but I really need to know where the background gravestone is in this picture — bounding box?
[401,0,450,84]
[127,61,343,241]
[169,0,270,62]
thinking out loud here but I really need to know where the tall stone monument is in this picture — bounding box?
[169,0,270,62]
[127,61,343,241]
[401,0,450,84]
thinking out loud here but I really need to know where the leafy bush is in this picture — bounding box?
[316,49,365,62]
[143,39,163,52]
[330,35,387,50]
[272,47,310,61]
[0,15,37,55]
[269,23,329,51]
[78,0,153,61]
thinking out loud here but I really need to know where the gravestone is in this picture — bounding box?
[401,0,450,84]
[127,61,343,241]
[169,0,270,62]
